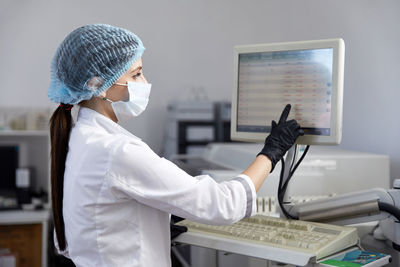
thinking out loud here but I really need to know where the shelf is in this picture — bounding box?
[0,209,51,224]
[0,130,49,136]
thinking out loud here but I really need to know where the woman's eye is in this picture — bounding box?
[133,72,142,79]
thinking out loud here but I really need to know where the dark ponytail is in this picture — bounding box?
[49,104,73,251]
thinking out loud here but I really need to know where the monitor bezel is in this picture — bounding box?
[231,38,345,145]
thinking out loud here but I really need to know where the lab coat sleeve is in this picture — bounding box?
[106,140,257,225]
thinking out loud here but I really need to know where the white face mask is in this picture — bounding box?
[104,81,152,122]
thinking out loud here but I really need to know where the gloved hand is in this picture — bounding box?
[258,104,304,172]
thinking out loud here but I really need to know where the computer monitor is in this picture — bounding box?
[231,38,345,145]
[0,145,19,195]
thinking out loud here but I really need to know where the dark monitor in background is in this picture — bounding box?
[0,145,19,196]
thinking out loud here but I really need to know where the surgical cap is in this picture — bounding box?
[48,24,145,104]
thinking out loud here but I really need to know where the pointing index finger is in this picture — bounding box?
[278,104,291,124]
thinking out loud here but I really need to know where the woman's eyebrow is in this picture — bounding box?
[130,66,142,73]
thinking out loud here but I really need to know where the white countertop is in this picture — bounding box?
[0,209,51,224]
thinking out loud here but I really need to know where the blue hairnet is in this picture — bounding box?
[48,24,145,104]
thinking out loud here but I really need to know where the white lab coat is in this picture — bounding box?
[58,107,256,267]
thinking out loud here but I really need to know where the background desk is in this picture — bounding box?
[0,210,50,267]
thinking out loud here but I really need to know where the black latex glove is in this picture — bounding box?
[258,104,304,172]
[170,222,188,239]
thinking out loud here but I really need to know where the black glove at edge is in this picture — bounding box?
[258,104,304,172]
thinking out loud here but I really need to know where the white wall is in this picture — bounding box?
[1,0,399,180]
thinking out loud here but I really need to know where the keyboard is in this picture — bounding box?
[175,215,358,264]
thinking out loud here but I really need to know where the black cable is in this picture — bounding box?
[277,157,298,219]
[378,201,400,222]
[277,157,286,193]
[290,145,310,177]
[290,145,297,173]
[282,145,310,193]
[278,145,310,220]
[280,145,309,199]
[277,158,294,219]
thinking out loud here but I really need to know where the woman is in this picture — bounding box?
[48,24,303,267]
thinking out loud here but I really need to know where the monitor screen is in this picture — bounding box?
[0,145,19,193]
[231,39,344,145]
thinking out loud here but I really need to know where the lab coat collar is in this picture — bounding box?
[77,107,142,141]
